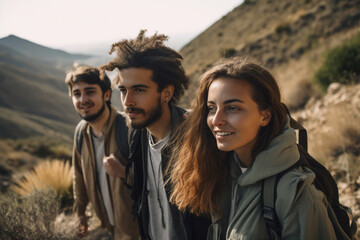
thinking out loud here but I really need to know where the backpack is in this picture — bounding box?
[75,113,130,167]
[261,105,357,240]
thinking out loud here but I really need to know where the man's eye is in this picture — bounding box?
[135,88,145,93]
[119,89,127,94]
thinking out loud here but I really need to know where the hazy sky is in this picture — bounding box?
[0,0,243,53]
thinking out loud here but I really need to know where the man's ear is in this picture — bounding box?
[162,85,174,103]
[104,89,111,101]
[260,109,271,127]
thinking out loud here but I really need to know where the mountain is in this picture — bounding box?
[0,36,94,141]
[179,0,360,109]
[0,35,91,65]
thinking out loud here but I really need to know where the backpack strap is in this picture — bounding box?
[262,159,305,240]
[115,113,129,159]
[115,113,135,189]
[75,114,129,156]
[262,175,282,239]
[282,103,308,151]
[75,120,87,154]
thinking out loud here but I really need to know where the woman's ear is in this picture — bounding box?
[260,110,271,127]
[162,85,175,103]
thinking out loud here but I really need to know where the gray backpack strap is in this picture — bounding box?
[262,175,282,240]
[75,120,87,154]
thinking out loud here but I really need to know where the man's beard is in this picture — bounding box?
[126,97,162,129]
[79,102,106,122]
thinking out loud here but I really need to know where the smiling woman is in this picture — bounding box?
[168,58,349,240]
[206,77,271,168]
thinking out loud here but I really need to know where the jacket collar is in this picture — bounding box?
[85,106,118,137]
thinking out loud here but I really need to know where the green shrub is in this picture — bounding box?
[314,33,360,90]
[12,136,72,160]
[34,144,53,158]
[0,189,76,239]
[275,22,292,35]
[34,144,71,159]
[221,48,236,58]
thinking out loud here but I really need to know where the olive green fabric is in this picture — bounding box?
[207,117,349,240]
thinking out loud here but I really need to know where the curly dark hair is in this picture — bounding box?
[100,30,189,104]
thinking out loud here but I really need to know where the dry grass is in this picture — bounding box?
[307,103,360,179]
[0,188,77,240]
[12,159,73,197]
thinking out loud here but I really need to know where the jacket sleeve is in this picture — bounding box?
[277,167,349,240]
[72,144,89,218]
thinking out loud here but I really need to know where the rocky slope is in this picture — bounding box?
[293,83,360,237]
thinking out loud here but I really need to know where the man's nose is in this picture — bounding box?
[79,94,88,103]
[123,93,135,107]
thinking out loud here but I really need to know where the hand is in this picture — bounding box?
[78,215,89,237]
[103,153,125,178]
[183,109,191,119]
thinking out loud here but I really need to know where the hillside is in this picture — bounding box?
[0,38,87,141]
[0,36,126,143]
[0,35,91,67]
[179,0,360,109]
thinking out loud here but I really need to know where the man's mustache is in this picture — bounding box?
[125,107,145,115]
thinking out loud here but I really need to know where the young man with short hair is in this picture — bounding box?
[65,66,139,239]
[101,30,210,240]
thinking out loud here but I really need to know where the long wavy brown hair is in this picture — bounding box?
[168,58,286,216]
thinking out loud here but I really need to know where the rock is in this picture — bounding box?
[292,83,360,238]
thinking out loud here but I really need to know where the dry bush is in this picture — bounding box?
[11,159,74,208]
[0,188,77,240]
[309,104,360,179]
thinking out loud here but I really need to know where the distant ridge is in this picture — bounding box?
[0,35,122,141]
[0,34,92,63]
[0,35,85,140]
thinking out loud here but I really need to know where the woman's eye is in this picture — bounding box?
[207,106,216,113]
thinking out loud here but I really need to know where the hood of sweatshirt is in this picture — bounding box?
[234,116,300,186]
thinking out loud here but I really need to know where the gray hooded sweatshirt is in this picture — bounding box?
[207,117,349,240]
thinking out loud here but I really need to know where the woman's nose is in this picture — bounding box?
[212,110,226,127]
